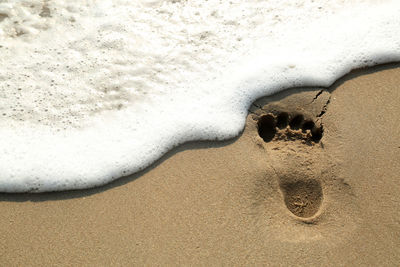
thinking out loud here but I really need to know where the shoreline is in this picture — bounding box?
[1,63,398,198]
[1,63,399,265]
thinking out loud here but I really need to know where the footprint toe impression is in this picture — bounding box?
[257,114,277,142]
[276,112,289,129]
[301,120,315,132]
[257,111,323,144]
[289,114,304,130]
[311,127,323,142]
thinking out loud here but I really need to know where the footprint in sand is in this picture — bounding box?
[249,89,359,243]
[256,110,325,219]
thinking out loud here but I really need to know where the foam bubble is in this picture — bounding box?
[0,0,399,192]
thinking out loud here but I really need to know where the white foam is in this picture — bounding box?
[0,0,399,192]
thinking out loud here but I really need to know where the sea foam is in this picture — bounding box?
[0,0,399,192]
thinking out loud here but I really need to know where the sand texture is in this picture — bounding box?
[0,64,399,266]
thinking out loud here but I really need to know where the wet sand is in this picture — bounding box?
[0,64,399,266]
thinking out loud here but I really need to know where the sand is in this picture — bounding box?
[0,64,399,266]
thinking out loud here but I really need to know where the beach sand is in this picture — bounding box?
[0,64,399,266]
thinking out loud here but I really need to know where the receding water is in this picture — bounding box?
[0,0,399,192]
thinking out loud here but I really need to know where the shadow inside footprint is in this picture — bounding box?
[289,114,304,130]
[276,112,289,129]
[280,179,323,218]
[301,120,315,132]
[257,114,276,142]
[311,127,323,142]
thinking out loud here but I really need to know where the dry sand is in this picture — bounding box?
[0,64,399,266]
